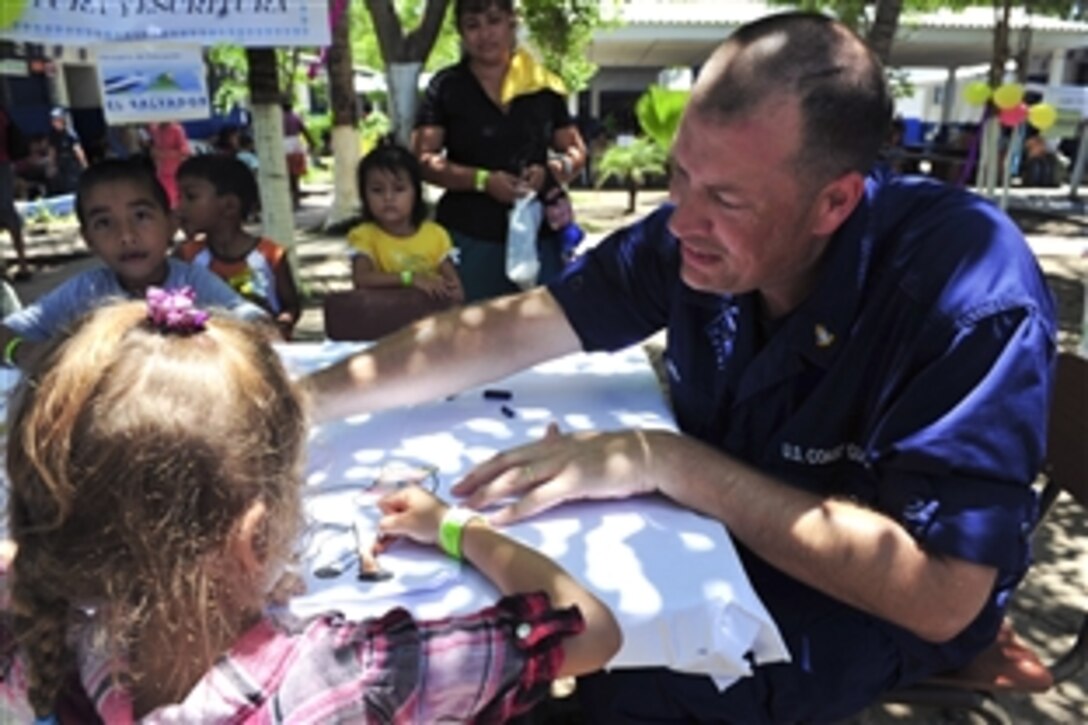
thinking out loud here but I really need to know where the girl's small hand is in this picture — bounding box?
[443,277,463,302]
[414,274,450,301]
[376,486,448,546]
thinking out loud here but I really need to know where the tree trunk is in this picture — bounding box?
[365,0,450,62]
[989,0,1013,88]
[364,0,451,144]
[1013,22,1033,84]
[866,0,903,66]
[387,62,422,146]
[980,0,1014,197]
[626,179,637,214]
[246,47,295,251]
[327,0,361,227]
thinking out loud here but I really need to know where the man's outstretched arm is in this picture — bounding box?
[303,287,582,422]
[455,428,997,644]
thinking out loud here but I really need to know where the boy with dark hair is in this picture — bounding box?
[174,154,301,338]
[0,158,267,369]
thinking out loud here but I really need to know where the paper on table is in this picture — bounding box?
[283,343,789,686]
[290,483,461,616]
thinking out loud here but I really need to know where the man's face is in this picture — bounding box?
[80,179,175,293]
[667,98,833,318]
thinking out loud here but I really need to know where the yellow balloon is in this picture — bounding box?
[0,0,27,30]
[1028,103,1058,131]
[963,81,991,107]
[993,83,1024,110]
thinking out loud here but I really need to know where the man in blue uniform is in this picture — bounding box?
[305,12,1056,722]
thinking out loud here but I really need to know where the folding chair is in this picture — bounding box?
[881,351,1088,724]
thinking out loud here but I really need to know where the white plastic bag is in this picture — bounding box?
[505,194,543,289]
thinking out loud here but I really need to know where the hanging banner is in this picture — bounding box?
[96,44,210,124]
[0,1,329,47]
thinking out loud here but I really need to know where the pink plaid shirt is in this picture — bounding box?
[0,592,583,723]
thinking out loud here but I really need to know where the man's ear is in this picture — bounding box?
[230,499,270,575]
[809,171,865,238]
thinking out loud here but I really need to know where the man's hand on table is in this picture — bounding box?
[451,423,665,525]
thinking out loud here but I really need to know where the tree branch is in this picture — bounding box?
[365,0,406,64]
[405,0,452,61]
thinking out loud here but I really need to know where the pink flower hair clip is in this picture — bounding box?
[146,286,210,333]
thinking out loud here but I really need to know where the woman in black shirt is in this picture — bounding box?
[413,0,586,302]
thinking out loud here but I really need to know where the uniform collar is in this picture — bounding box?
[775,172,883,370]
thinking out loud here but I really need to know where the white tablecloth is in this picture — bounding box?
[0,343,788,689]
[282,342,789,688]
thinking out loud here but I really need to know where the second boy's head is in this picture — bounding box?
[176,155,260,239]
[75,158,175,294]
[357,141,426,234]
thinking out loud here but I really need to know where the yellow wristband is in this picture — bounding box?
[474,168,490,193]
[438,507,484,560]
[400,269,413,287]
[3,336,22,367]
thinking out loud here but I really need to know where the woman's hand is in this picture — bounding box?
[451,423,665,525]
[520,164,548,194]
[376,486,449,546]
[484,170,530,205]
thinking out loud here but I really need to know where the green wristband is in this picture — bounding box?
[400,269,414,287]
[474,167,490,192]
[3,336,22,367]
[438,507,483,560]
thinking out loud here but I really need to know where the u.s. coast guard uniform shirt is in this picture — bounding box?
[548,170,1056,721]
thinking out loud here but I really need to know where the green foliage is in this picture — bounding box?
[306,113,333,143]
[207,45,248,113]
[886,67,914,100]
[350,0,459,72]
[635,84,690,151]
[521,0,617,92]
[768,1,1084,37]
[206,45,308,110]
[595,136,667,189]
[778,0,869,30]
[361,108,393,147]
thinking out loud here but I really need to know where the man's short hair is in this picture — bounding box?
[691,12,892,184]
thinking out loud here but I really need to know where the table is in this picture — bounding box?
[281,342,788,689]
[0,343,788,689]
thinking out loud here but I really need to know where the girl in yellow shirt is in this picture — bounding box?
[348,142,464,305]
